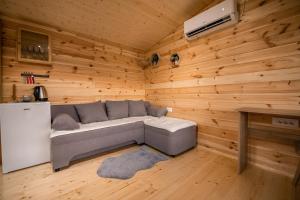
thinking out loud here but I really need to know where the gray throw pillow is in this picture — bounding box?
[75,102,108,124]
[148,105,168,117]
[128,100,147,117]
[105,100,129,120]
[144,101,151,111]
[52,113,80,131]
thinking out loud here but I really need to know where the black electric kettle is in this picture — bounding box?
[33,86,48,101]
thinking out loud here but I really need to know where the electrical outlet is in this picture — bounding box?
[167,107,173,112]
[272,117,299,128]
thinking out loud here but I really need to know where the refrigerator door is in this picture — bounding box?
[0,102,51,173]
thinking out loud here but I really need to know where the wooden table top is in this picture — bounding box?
[236,107,300,117]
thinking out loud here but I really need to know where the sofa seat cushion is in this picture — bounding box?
[143,117,196,133]
[50,116,151,138]
[51,116,197,138]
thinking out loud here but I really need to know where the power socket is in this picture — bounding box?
[167,107,173,112]
[272,117,299,128]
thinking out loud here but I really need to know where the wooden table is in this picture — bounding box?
[236,107,300,174]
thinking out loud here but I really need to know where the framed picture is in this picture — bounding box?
[17,28,52,64]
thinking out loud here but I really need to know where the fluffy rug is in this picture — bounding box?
[97,145,169,179]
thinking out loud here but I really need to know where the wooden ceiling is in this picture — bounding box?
[0,0,213,52]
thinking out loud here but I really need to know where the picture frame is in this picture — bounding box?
[17,28,52,64]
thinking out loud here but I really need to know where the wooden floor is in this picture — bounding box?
[0,146,294,200]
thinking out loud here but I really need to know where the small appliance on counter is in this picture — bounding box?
[21,95,33,102]
[33,86,48,101]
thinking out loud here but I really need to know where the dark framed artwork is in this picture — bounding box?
[18,28,52,64]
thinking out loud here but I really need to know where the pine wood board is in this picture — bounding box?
[0,146,294,200]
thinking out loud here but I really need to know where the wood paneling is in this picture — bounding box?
[145,0,300,177]
[0,146,294,200]
[1,18,145,104]
[0,0,214,51]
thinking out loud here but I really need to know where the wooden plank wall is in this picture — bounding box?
[145,0,300,177]
[1,18,145,104]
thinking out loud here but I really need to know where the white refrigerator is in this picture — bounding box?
[0,102,51,173]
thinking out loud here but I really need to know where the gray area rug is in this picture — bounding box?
[97,145,169,179]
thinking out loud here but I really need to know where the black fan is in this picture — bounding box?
[170,53,180,67]
[150,53,160,66]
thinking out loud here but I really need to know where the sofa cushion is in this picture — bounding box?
[144,116,196,132]
[51,104,80,122]
[50,116,151,138]
[128,100,147,117]
[105,100,129,120]
[148,105,168,117]
[52,113,80,131]
[75,102,108,124]
[144,101,151,113]
[144,101,151,110]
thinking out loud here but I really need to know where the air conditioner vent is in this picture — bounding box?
[186,15,232,37]
[184,0,238,40]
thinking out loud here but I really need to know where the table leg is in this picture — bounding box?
[238,112,248,174]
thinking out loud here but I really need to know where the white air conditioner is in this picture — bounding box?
[184,0,239,40]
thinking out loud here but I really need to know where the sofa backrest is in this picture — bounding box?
[50,101,166,123]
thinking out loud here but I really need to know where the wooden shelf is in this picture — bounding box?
[237,108,300,176]
[236,107,300,117]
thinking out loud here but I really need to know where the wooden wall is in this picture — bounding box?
[145,0,300,177]
[1,17,145,104]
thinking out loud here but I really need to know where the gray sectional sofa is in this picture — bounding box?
[50,100,197,171]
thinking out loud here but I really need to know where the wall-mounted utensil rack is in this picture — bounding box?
[21,72,50,78]
[21,72,49,84]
